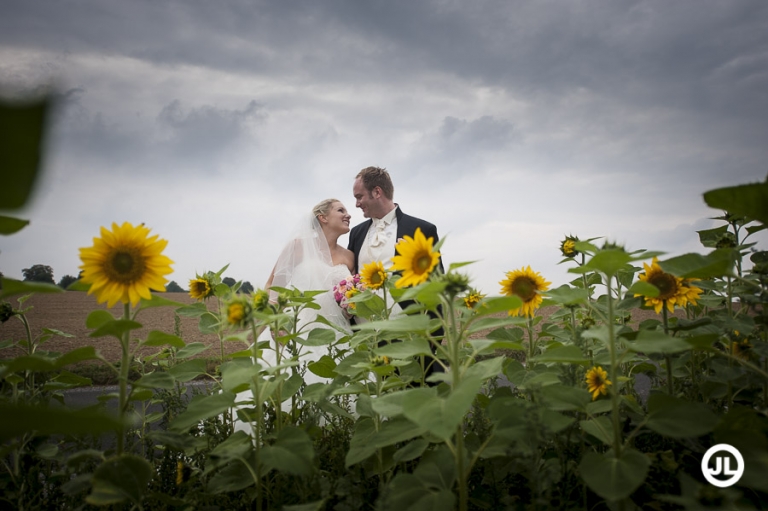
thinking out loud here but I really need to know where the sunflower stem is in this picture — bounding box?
[662,304,673,395]
[117,302,132,456]
[605,276,623,459]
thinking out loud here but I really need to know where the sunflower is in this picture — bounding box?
[189,277,213,301]
[390,228,441,288]
[585,366,612,400]
[499,266,551,317]
[560,235,579,258]
[225,298,250,327]
[361,261,386,290]
[79,222,173,307]
[677,279,703,308]
[635,257,683,313]
[463,289,485,309]
[252,289,271,312]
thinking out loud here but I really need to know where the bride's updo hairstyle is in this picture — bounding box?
[312,198,340,219]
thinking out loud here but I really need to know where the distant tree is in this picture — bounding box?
[240,281,254,294]
[165,280,185,293]
[58,274,78,289]
[222,277,236,288]
[22,264,54,284]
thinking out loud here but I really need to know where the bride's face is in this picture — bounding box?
[322,201,351,234]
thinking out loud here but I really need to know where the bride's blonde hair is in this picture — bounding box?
[312,198,340,218]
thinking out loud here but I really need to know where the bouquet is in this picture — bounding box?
[333,274,365,314]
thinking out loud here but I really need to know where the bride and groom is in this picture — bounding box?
[261,166,442,383]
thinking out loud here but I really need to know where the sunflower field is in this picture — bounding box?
[2,99,768,510]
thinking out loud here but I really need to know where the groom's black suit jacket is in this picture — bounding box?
[347,206,444,384]
[347,205,442,274]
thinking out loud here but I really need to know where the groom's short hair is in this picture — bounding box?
[357,166,394,200]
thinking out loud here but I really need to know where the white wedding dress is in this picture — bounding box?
[232,214,353,433]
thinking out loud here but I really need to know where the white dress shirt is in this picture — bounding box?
[358,207,402,318]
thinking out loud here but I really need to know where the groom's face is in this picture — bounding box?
[353,177,380,219]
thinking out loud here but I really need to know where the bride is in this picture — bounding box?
[233,199,355,433]
[263,198,355,344]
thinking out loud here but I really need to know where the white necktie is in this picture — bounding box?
[370,219,387,247]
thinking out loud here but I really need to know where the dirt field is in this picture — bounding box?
[0,292,239,363]
[1,291,674,365]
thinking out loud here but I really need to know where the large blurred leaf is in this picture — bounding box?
[167,358,208,382]
[87,454,153,506]
[532,345,590,365]
[579,448,650,501]
[658,249,736,279]
[0,277,63,299]
[169,392,235,431]
[0,403,123,441]
[260,426,315,476]
[401,377,483,441]
[0,215,29,235]
[704,180,768,226]
[346,417,427,467]
[375,338,433,358]
[646,394,719,438]
[0,97,49,210]
[141,330,185,348]
[88,319,142,340]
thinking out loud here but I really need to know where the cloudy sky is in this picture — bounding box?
[2,0,767,297]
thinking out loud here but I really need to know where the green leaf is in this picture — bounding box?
[353,314,431,332]
[0,215,29,235]
[308,355,337,378]
[298,327,336,346]
[401,378,483,441]
[539,385,591,412]
[85,310,115,329]
[658,249,736,279]
[697,225,730,248]
[87,454,154,506]
[138,293,185,310]
[168,359,208,382]
[0,97,49,210]
[624,330,693,354]
[626,281,659,297]
[375,338,433,358]
[198,312,220,334]
[134,371,176,389]
[581,250,633,276]
[472,295,523,317]
[283,501,325,511]
[170,392,235,432]
[346,417,426,467]
[532,345,590,365]
[261,426,315,476]
[704,180,768,226]
[0,278,64,299]
[89,319,143,340]
[579,449,650,501]
[646,394,719,438]
[543,285,590,306]
[175,342,210,359]
[580,416,613,446]
[393,439,430,463]
[175,302,207,317]
[141,330,185,348]
[384,473,456,511]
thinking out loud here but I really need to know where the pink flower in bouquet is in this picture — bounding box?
[333,274,365,312]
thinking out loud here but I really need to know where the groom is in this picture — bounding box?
[348,166,444,382]
[348,166,443,276]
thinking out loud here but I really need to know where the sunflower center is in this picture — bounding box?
[371,271,383,285]
[511,276,537,302]
[648,272,679,301]
[105,248,146,283]
[414,252,432,274]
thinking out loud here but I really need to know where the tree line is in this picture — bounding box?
[12,264,254,294]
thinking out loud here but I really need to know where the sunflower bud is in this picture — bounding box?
[252,289,270,312]
[443,272,470,297]
[225,297,250,327]
[715,233,737,249]
[560,235,580,258]
[0,302,15,323]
